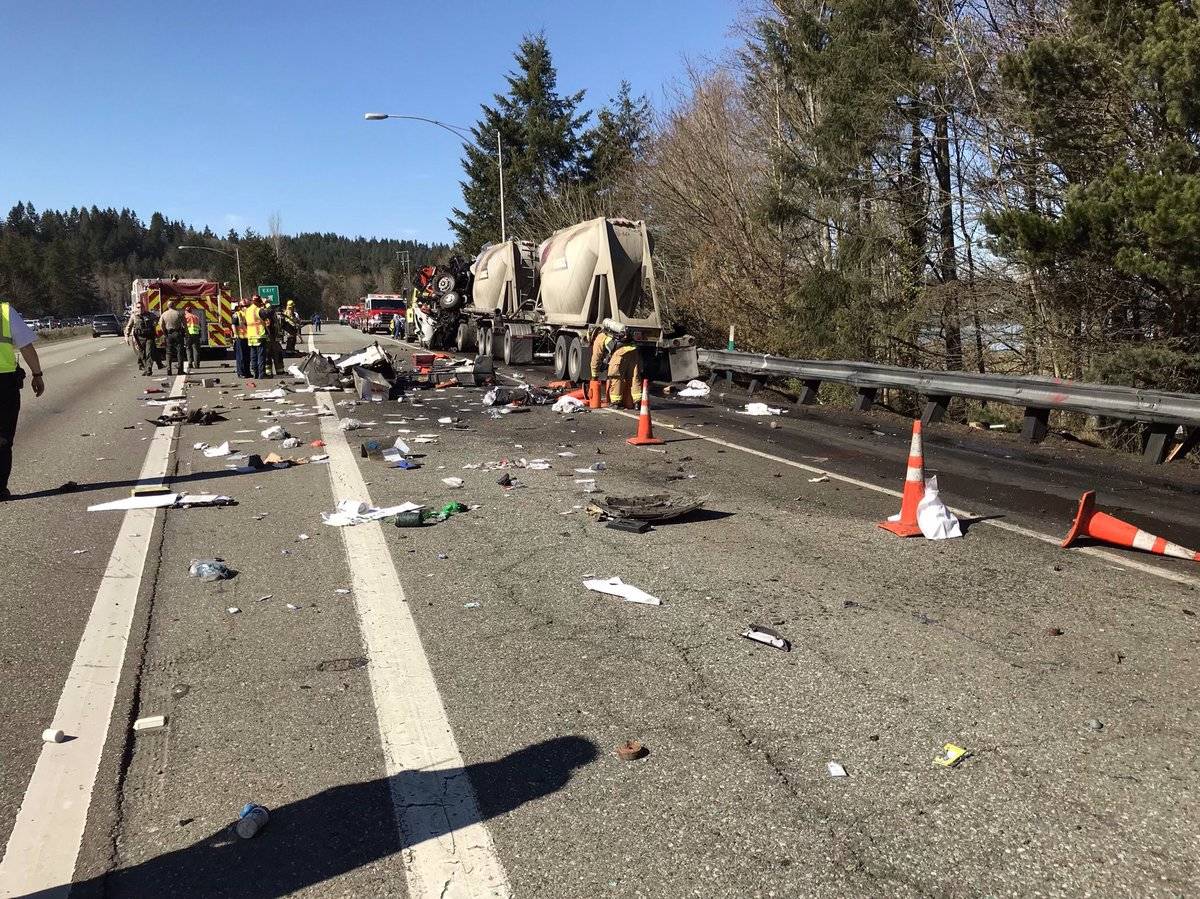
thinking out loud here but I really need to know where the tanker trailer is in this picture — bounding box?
[455,239,539,355]
[525,217,697,382]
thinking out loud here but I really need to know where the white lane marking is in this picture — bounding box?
[608,408,1200,588]
[315,389,510,899]
[0,374,186,897]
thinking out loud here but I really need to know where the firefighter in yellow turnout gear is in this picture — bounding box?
[604,319,642,408]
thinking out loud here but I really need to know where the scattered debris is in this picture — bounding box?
[916,476,963,540]
[175,494,235,508]
[42,729,66,744]
[827,761,848,778]
[606,518,650,534]
[1046,626,1064,636]
[808,475,830,483]
[261,425,288,440]
[340,418,367,431]
[595,493,707,522]
[133,715,168,732]
[188,559,235,581]
[441,477,465,489]
[88,493,179,512]
[615,740,647,761]
[1086,718,1104,732]
[463,601,481,609]
[741,624,791,652]
[933,743,969,768]
[280,437,301,449]
[583,577,662,606]
[552,395,587,414]
[676,380,711,398]
[322,499,423,527]
[227,607,241,615]
[235,803,270,839]
[740,402,784,416]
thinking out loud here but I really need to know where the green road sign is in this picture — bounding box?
[257,285,280,306]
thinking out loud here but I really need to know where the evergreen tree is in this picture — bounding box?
[450,32,588,250]
[584,81,652,187]
[986,0,1200,348]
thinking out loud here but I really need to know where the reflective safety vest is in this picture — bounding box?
[233,310,247,339]
[243,304,266,345]
[184,310,201,335]
[0,303,15,374]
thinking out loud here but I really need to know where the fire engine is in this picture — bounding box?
[131,279,233,352]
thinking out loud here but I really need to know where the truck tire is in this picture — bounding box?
[553,334,571,380]
[567,335,585,383]
[439,291,464,312]
[479,327,491,358]
[456,322,476,353]
[434,273,456,294]
[502,328,515,365]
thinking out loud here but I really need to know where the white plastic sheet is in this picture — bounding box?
[321,499,423,527]
[740,402,784,416]
[202,442,231,458]
[552,396,586,414]
[676,379,711,398]
[583,577,661,606]
[916,476,963,540]
[88,493,179,512]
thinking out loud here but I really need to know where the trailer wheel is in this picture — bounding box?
[456,322,476,353]
[434,273,456,294]
[502,328,515,365]
[479,327,491,358]
[566,335,585,383]
[553,334,571,380]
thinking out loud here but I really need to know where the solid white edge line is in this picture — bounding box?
[0,374,186,898]
[607,408,1200,589]
[312,335,510,899]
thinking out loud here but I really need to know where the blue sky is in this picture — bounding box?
[0,0,738,245]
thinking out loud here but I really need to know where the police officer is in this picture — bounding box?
[159,301,186,376]
[183,306,202,371]
[126,303,160,375]
[0,301,46,500]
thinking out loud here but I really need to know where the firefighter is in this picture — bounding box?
[0,301,46,501]
[405,290,418,341]
[607,327,643,409]
[243,297,267,379]
[231,300,250,378]
[590,319,622,402]
[126,303,160,375]
[263,302,285,374]
[282,300,300,353]
[183,306,202,371]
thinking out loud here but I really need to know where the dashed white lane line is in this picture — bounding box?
[0,374,186,898]
[607,407,1200,589]
[311,333,510,899]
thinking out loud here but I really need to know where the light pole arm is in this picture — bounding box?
[179,244,244,300]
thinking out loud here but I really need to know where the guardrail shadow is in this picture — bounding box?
[26,736,597,899]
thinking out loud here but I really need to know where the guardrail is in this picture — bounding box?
[698,349,1200,465]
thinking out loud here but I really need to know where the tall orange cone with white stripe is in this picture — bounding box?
[1062,491,1199,561]
[627,380,664,446]
[878,420,925,537]
[588,380,603,409]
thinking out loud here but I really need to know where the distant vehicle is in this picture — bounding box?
[360,294,406,334]
[337,304,361,325]
[92,313,122,338]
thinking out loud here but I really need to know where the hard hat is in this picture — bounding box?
[286,300,295,307]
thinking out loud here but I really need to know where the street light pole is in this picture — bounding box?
[178,244,243,300]
[364,112,507,243]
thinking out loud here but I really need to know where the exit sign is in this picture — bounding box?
[257,285,280,306]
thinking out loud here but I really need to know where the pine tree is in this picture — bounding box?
[449,33,588,250]
[584,81,651,187]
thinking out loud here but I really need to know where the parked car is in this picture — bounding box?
[92,314,123,337]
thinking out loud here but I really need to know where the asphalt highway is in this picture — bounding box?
[1,325,1197,898]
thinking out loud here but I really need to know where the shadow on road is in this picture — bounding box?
[28,736,597,899]
[9,466,290,502]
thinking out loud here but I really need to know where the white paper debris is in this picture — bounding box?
[552,395,586,414]
[827,761,848,778]
[676,379,711,398]
[202,441,232,458]
[321,499,423,527]
[88,493,179,512]
[441,477,465,489]
[583,577,662,606]
[261,425,287,440]
[740,402,784,416]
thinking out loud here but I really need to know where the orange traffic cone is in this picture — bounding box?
[588,379,603,410]
[1062,491,1199,561]
[878,420,925,537]
[627,380,664,446]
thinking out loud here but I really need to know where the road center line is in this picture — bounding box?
[0,374,186,898]
[607,407,1200,589]
[312,335,510,898]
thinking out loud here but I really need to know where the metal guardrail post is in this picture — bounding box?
[797,379,821,405]
[1021,407,1050,443]
[921,394,951,425]
[853,387,876,413]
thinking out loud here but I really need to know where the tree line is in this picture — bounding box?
[0,202,449,318]
[453,5,1200,395]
